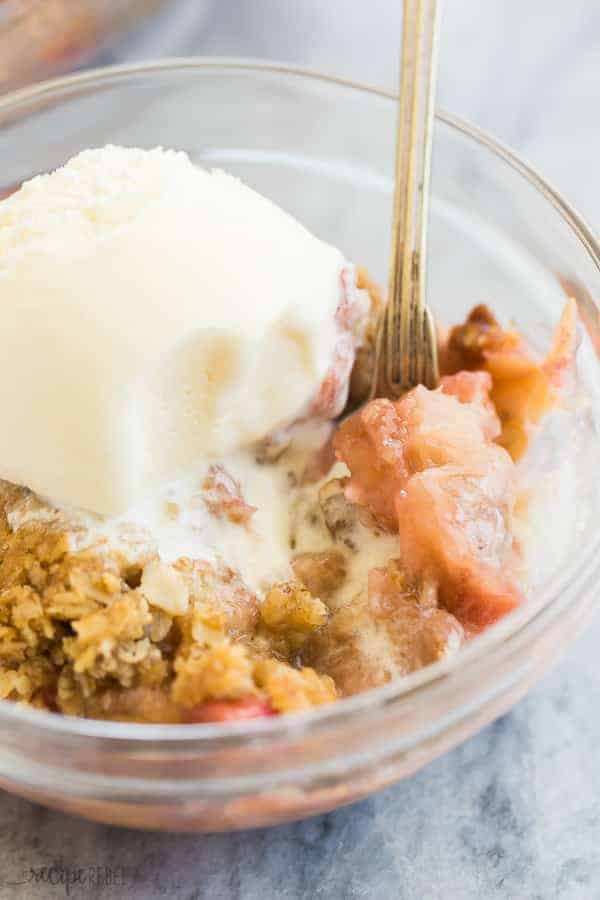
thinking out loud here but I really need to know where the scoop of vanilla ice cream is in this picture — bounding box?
[0,146,347,515]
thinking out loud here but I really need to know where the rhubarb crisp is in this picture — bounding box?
[0,271,578,724]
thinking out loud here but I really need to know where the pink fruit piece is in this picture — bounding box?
[202,464,256,525]
[308,332,355,421]
[334,375,523,631]
[183,697,277,723]
[333,397,409,531]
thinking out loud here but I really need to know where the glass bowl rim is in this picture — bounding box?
[0,56,599,745]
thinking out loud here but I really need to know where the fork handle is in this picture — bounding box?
[375,0,442,397]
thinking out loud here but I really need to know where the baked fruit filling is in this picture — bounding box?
[0,265,577,723]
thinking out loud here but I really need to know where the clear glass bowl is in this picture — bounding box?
[0,60,599,832]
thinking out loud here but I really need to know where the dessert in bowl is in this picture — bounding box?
[0,61,599,830]
[0,143,580,725]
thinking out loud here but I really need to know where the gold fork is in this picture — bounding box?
[372,0,442,398]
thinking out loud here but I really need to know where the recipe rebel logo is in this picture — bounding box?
[1,863,127,895]
[0,857,184,896]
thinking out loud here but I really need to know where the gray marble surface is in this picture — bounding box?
[2,2,600,898]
